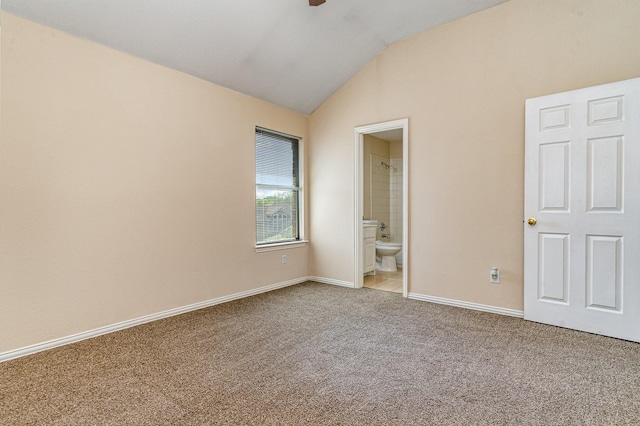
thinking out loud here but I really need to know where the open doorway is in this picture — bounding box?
[354,119,408,297]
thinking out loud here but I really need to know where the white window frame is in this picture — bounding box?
[254,127,306,252]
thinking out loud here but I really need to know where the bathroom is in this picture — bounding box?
[363,131,403,292]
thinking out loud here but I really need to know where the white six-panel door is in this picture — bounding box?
[524,78,640,342]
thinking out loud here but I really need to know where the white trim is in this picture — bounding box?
[308,276,355,288]
[254,126,306,246]
[0,277,309,363]
[255,240,308,252]
[298,134,306,242]
[408,293,525,318]
[354,131,364,287]
[354,118,409,297]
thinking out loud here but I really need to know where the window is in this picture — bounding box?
[255,127,301,245]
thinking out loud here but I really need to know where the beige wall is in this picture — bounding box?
[3,0,640,355]
[309,0,640,309]
[0,14,309,353]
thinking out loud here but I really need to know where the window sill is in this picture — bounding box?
[255,240,308,253]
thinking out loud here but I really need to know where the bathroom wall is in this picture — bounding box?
[370,154,390,240]
[309,0,640,311]
[389,141,403,249]
[0,13,309,354]
[390,159,403,267]
[362,134,390,221]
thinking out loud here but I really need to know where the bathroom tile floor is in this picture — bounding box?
[364,269,403,293]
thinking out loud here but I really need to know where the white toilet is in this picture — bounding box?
[375,240,402,272]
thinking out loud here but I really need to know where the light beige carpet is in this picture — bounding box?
[1,282,639,425]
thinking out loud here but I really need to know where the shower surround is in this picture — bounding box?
[370,154,403,266]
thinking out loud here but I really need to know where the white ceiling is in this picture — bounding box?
[2,0,508,115]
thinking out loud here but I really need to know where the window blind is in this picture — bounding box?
[256,129,298,188]
[255,128,300,245]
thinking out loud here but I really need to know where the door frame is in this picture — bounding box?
[354,118,409,297]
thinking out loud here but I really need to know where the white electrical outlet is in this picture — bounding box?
[490,267,500,284]
[282,255,287,264]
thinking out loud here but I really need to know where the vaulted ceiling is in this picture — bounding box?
[2,0,508,114]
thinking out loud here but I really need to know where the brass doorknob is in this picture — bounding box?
[527,218,537,226]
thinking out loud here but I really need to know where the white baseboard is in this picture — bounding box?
[0,277,309,363]
[1,280,521,363]
[308,276,355,288]
[408,293,524,318]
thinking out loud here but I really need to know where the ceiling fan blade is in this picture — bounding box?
[309,0,326,6]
